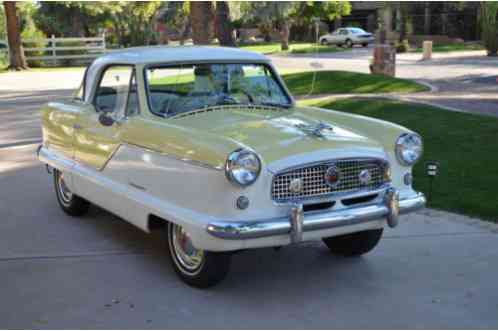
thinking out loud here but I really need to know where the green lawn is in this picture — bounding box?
[300,97,498,222]
[283,71,428,96]
[239,42,344,55]
[413,43,484,53]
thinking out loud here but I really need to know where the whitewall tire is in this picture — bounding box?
[167,222,231,288]
[53,169,90,216]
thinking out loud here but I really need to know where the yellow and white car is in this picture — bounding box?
[38,46,425,288]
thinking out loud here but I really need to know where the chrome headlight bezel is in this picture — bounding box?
[395,133,423,166]
[225,149,261,187]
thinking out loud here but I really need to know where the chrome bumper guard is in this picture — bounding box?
[206,189,425,243]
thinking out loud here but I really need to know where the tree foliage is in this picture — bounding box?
[238,2,351,47]
[0,5,6,41]
[34,1,160,46]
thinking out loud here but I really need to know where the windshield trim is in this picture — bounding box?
[142,61,294,118]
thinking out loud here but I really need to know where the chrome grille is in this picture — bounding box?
[271,159,388,203]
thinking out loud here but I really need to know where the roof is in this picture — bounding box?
[94,46,269,65]
[83,46,270,102]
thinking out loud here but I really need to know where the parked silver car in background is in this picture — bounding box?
[319,28,375,48]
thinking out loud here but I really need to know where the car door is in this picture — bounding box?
[338,29,349,43]
[41,68,89,159]
[74,65,135,170]
[329,29,341,44]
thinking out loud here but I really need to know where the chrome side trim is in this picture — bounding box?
[123,142,224,171]
[206,191,426,240]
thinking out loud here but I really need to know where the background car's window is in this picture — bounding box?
[340,29,348,35]
[350,28,367,34]
[95,66,133,117]
[145,63,291,117]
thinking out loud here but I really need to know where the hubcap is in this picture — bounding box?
[171,224,204,272]
[57,172,73,204]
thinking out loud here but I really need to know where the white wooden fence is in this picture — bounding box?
[0,34,107,65]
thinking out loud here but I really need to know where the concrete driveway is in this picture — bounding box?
[1,144,498,329]
[1,52,498,329]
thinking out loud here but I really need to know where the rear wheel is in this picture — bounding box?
[320,39,328,45]
[167,222,231,288]
[345,39,353,48]
[322,229,383,257]
[53,169,90,216]
[362,43,368,47]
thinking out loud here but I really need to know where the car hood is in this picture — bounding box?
[172,106,387,168]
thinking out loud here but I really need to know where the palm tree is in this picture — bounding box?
[3,1,28,70]
[245,2,297,51]
[190,1,214,45]
[215,1,235,47]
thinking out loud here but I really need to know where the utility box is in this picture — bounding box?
[422,41,433,61]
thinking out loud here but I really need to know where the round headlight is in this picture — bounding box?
[395,133,423,166]
[225,149,261,187]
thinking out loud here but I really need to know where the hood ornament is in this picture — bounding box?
[296,121,333,138]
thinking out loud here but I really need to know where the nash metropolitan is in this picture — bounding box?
[38,46,425,288]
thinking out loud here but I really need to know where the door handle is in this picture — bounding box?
[73,124,82,130]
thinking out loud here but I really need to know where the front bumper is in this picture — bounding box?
[206,189,425,243]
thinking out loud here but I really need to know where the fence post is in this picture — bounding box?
[50,35,57,66]
[102,32,107,53]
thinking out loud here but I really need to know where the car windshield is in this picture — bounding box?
[349,28,367,34]
[145,63,292,117]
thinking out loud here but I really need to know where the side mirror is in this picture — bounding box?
[98,112,115,127]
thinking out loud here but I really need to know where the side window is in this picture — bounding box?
[126,73,140,117]
[94,66,133,118]
[340,29,348,35]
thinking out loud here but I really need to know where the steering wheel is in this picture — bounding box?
[230,88,255,103]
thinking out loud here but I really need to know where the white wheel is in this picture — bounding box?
[53,169,89,216]
[167,222,231,288]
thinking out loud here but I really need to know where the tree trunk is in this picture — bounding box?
[480,2,498,57]
[71,7,85,37]
[4,2,28,70]
[157,23,169,45]
[190,2,214,45]
[180,18,191,46]
[215,1,235,47]
[441,2,448,35]
[280,21,290,51]
[424,2,431,35]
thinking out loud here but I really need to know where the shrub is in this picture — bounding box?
[21,21,46,67]
[0,51,7,69]
[396,39,410,53]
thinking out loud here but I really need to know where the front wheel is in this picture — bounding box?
[322,229,383,257]
[167,222,231,288]
[320,39,328,45]
[362,43,368,47]
[345,39,353,48]
[53,169,90,216]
